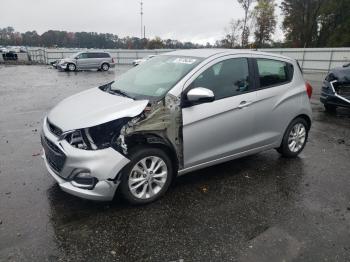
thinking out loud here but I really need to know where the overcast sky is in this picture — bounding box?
[2,0,284,44]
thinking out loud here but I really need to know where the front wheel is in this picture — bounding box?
[67,63,76,72]
[276,118,309,158]
[119,146,174,205]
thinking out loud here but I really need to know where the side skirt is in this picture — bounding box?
[177,143,276,176]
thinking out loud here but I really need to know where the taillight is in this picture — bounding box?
[112,58,115,63]
[305,82,313,99]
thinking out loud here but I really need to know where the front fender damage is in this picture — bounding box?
[116,94,183,170]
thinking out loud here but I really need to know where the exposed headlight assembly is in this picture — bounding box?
[63,130,88,149]
[87,118,131,150]
[60,118,130,151]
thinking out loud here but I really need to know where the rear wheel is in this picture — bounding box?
[276,118,309,158]
[101,63,110,71]
[119,146,174,205]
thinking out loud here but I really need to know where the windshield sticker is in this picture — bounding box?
[172,58,197,64]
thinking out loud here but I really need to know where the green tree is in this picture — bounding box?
[147,37,164,49]
[317,0,350,47]
[281,0,325,47]
[253,0,276,47]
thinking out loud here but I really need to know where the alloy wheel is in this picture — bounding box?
[128,156,168,199]
[288,123,306,153]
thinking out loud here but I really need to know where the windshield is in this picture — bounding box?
[69,52,81,59]
[110,55,203,100]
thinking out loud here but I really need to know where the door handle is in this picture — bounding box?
[238,101,253,109]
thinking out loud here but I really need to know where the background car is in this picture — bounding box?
[0,47,9,53]
[2,51,18,61]
[56,51,115,71]
[132,55,156,66]
[320,63,350,111]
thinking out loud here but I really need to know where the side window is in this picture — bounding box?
[87,53,99,58]
[257,59,293,88]
[191,58,250,100]
[101,53,110,58]
[78,53,88,59]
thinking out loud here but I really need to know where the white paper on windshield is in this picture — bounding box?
[172,58,197,64]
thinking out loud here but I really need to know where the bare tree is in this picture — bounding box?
[224,19,243,48]
[237,0,255,47]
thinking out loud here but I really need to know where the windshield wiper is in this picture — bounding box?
[109,88,133,99]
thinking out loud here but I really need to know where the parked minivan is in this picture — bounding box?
[56,51,115,71]
[41,49,312,204]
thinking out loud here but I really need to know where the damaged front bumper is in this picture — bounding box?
[321,80,350,108]
[56,63,68,70]
[41,117,130,201]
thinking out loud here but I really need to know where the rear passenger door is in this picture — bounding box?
[252,57,296,147]
[87,53,100,68]
[182,56,257,168]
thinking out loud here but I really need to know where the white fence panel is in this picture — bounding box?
[24,47,350,71]
[260,48,350,71]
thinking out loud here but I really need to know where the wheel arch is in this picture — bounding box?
[100,61,110,68]
[125,133,179,173]
[294,114,312,130]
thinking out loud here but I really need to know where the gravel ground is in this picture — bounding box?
[0,65,350,262]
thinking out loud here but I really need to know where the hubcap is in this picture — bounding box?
[69,64,75,71]
[288,123,306,153]
[128,156,168,199]
[102,64,108,70]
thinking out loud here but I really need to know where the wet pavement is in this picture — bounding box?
[0,65,350,262]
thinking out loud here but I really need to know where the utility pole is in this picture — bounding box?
[140,1,144,39]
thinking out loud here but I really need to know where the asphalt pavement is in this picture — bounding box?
[0,65,350,262]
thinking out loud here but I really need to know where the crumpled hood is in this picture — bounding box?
[47,87,148,131]
[329,67,350,83]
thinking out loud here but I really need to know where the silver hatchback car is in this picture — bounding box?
[56,51,116,71]
[41,49,312,204]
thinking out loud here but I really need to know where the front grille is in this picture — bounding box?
[334,83,350,99]
[41,135,66,173]
[47,120,63,137]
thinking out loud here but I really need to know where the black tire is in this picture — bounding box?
[101,63,110,71]
[119,146,174,205]
[276,117,309,158]
[324,104,337,112]
[67,63,76,72]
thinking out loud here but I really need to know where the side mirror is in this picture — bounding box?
[186,87,215,104]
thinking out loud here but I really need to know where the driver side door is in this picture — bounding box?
[182,56,257,169]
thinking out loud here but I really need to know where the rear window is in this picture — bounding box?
[257,59,294,88]
[98,53,110,58]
